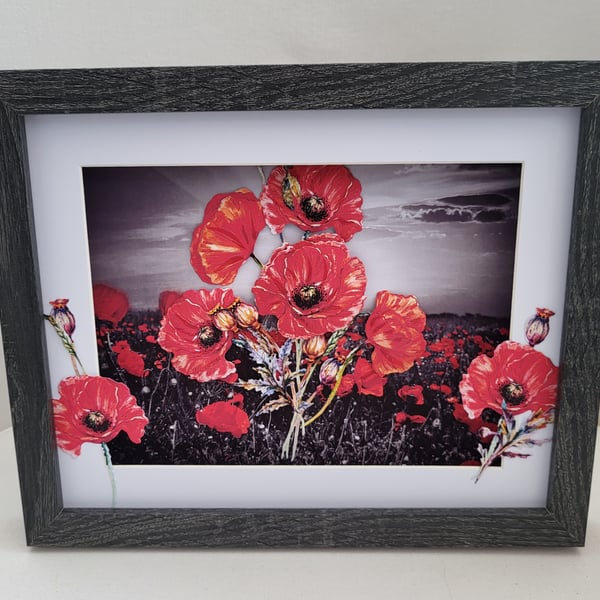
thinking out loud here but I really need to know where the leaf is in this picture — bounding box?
[256,397,291,415]
[236,379,278,397]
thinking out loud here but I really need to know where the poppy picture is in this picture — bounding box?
[74,163,558,478]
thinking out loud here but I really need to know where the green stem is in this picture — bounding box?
[101,442,117,508]
[304,347,360,428]
[250,253,264,268]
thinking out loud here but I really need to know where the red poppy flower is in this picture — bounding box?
[365,291,427,376]
[398,384,424,405]
[459,341,559,418]
[252,233,366,338]
[111,340,131,354]
[430,383,452,395]
[394,412,427,429]
[190,188,266,285]
[352,358,386,397]
[158,288,237,382]
[429,337,455,357]
[92,284,129,327]
[452,403,497,438]
[159,290,183,316]
[337,374,355,397]
[260,165,363,241]
[117,349,146,377]
[52,375,148,456]
[196,395,250,438]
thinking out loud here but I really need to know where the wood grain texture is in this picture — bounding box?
[0,62,599,547]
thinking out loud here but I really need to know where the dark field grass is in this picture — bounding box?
[100,311,508,466]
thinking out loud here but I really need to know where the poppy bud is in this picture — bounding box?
[49,298,76,338]
[212,309,238,332]
[319,358,340,385]
[303,335,327,360]
[233,302,259,328]
[525,307,555,347]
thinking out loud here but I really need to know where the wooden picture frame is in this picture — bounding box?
[0,62,598,547]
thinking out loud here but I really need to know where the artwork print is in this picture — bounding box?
[45,163,559,503]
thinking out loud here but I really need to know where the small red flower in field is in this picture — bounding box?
[52,375,148,456]
[394,412,427,429]
[93,284,129,327]
[448,356,460,369]
[111,340,130,354]
[459,341,559,418]
[138,323,149,333]
[352,358,386,397]
[159,290,183,316]
[365,291,427,376]
[398,384,424,405]
[260,165,363,241]
[190,188,266,285]
[429,337,455,357]
[49,298,76,338]
[252,234,366,338]
[196,397,250,438]
[158,288,237,382]
[117,349,146,377]
[145,335,157,344]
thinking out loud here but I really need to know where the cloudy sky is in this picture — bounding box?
[83,163,521,317]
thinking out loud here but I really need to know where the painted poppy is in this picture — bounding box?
[365,291,427,376]
[459,341,559,418]
[52,375,148,456]
[260,165,363,240]
[397,384,425,405]
[117,349,146,377]
[352,357,386,397]
[158,288,237,382]
[394,412,427,428]
[196,395,250,438]
[252,233,366,338]
[92,284,129,327]
[159,290,183,317]
[190,188,266,285]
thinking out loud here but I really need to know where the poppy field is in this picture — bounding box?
[97,308,510,466]
[46,163,559,488]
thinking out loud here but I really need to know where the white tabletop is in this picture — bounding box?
[0,427,598,600]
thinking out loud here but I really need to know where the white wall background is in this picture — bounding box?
[2,1,600,431]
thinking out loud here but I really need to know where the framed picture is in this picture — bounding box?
[0,63,598,547]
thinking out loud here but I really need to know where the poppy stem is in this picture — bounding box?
[304,347,360,428]
[250,253,264,268]
[101,442,117,508]
[257,165,267,186]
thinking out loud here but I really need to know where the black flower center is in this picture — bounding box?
[197,323,222,348]
[300,195,328,222]
[293,284,323,309]
[83,411,110,432]
[500,382,525,406]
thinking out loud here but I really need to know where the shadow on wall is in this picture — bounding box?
[0,327,11,431]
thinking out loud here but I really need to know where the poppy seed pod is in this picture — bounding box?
[303,335,327,360]
[233,302,259,328]
[319,358,341,385]
[212,309,238,332]
[49,298,76,338]
[525,307,555,347]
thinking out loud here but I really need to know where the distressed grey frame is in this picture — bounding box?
[0,63,598,547]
